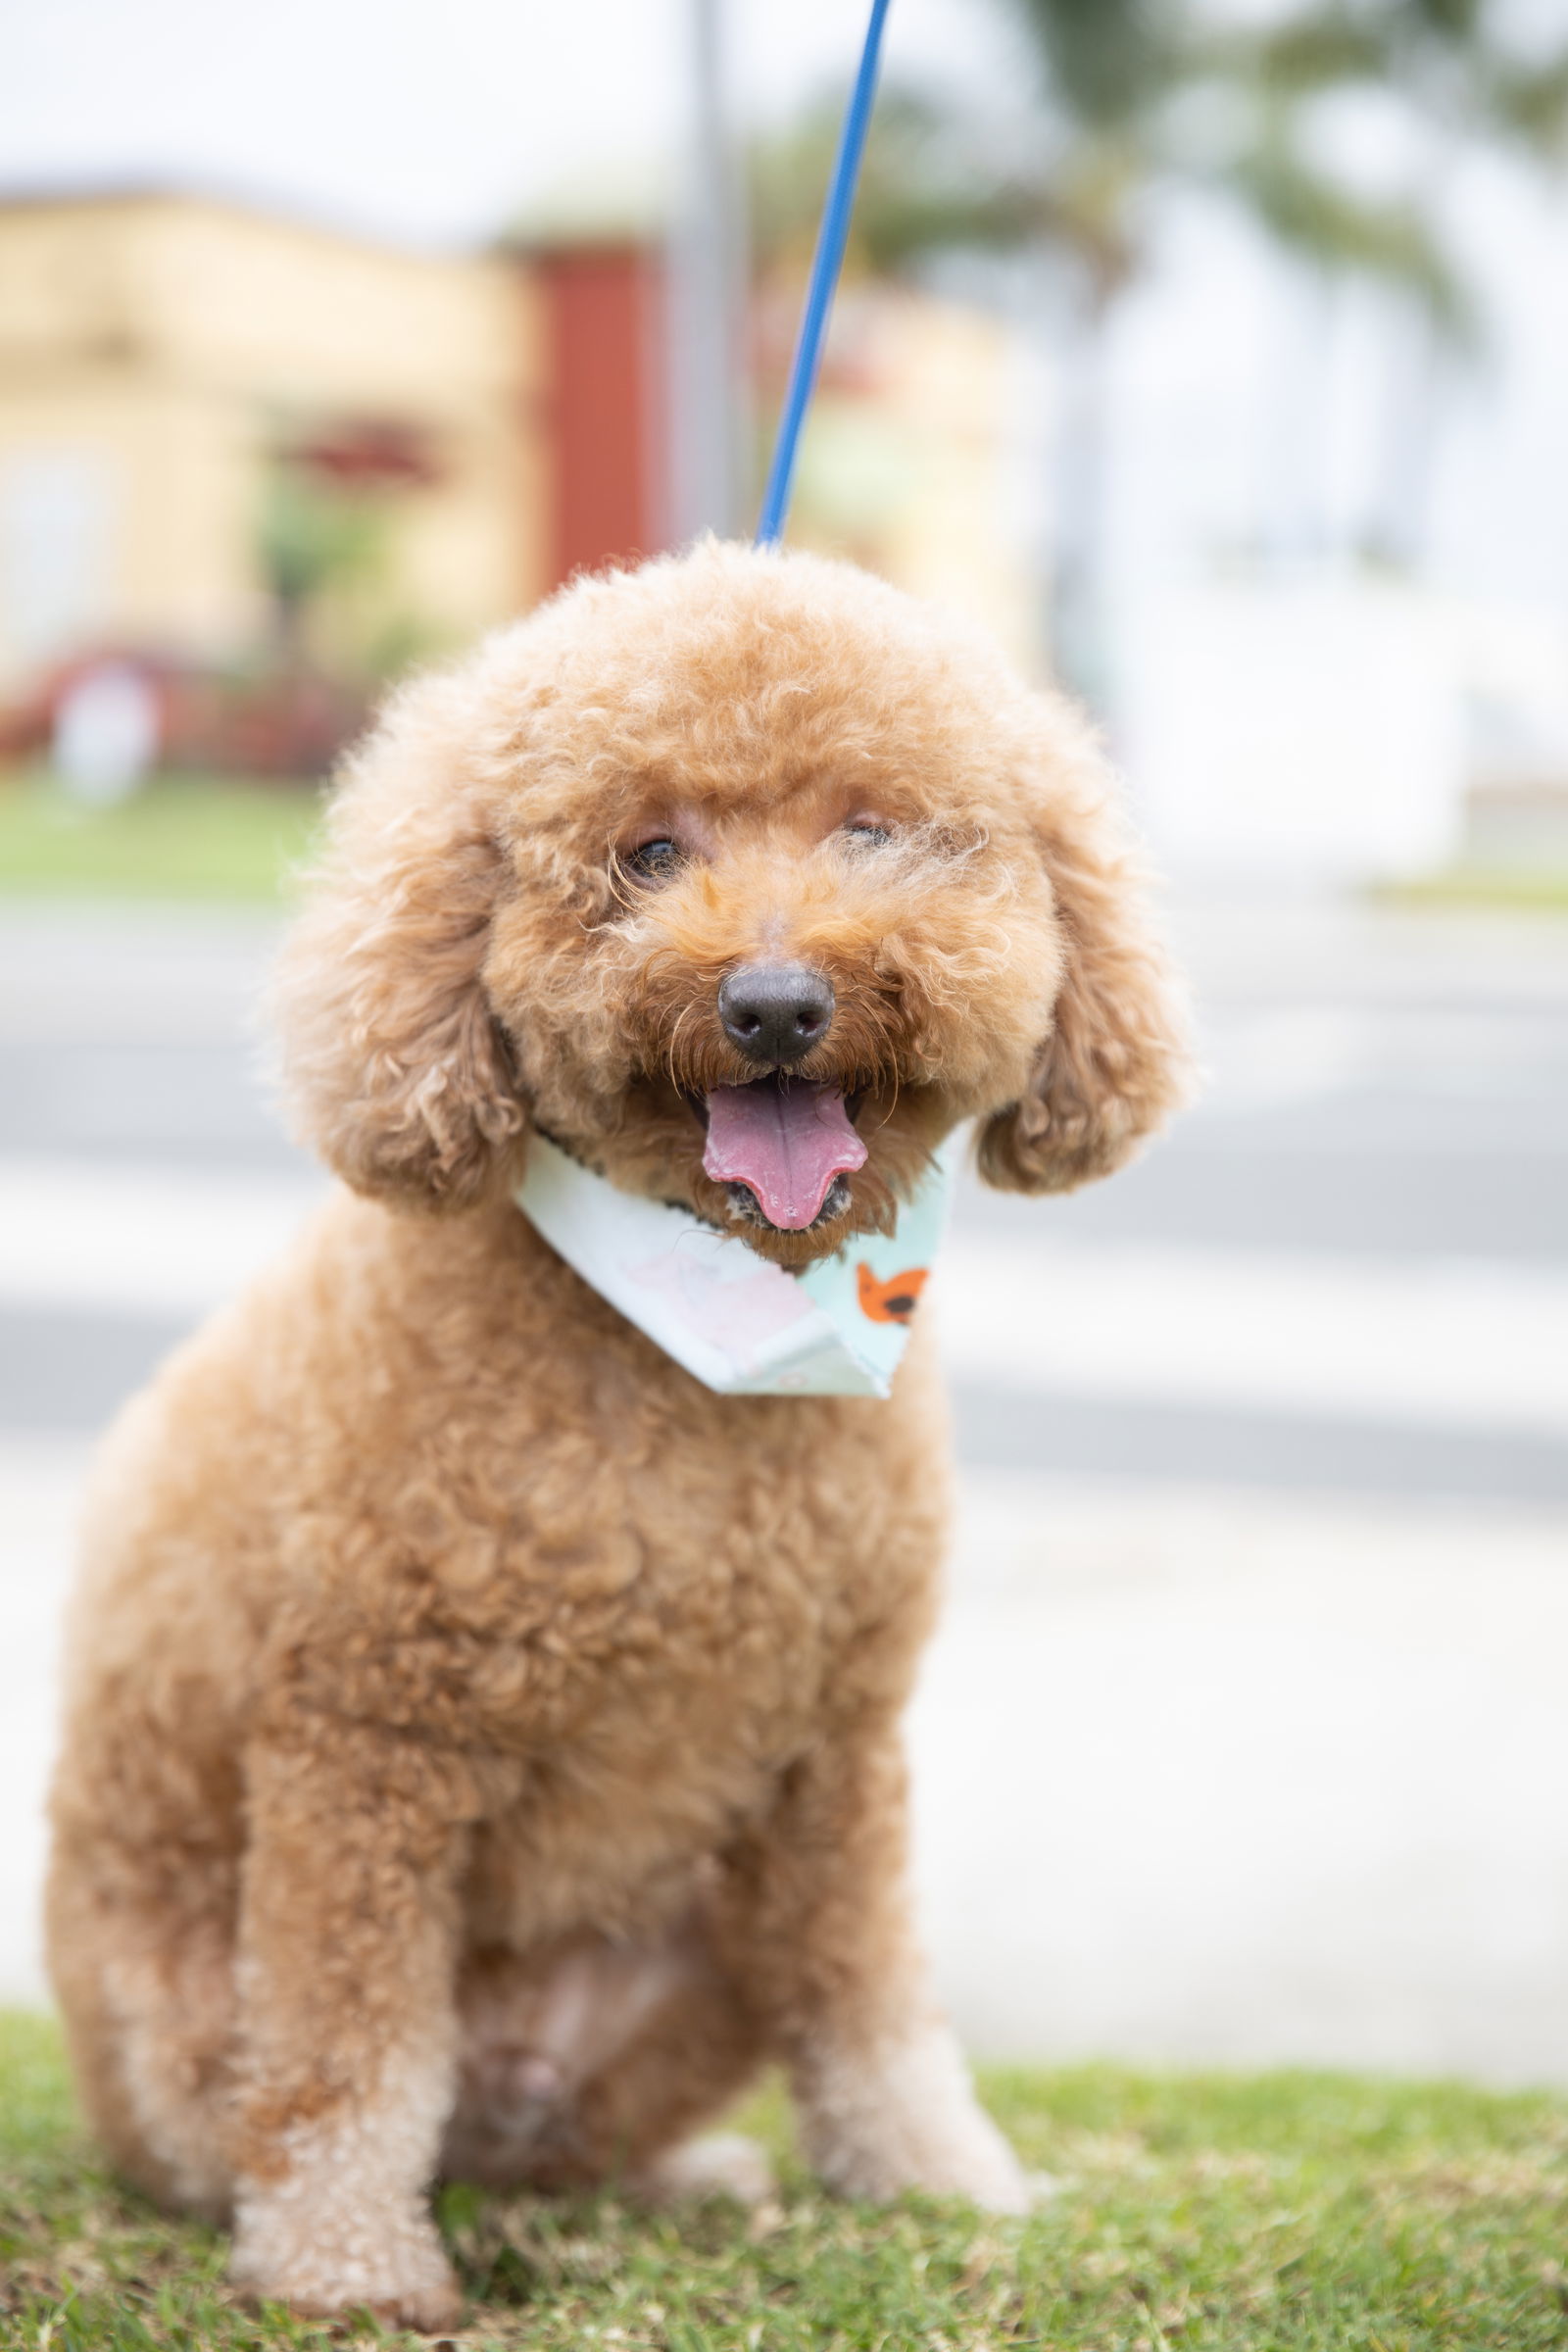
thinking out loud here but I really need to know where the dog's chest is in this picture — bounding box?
[401,1273,939,1734]
[460,1419,928,1745]
[318,1231,949,1927]
[450,1426,937,1945]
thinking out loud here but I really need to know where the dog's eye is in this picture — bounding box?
[843,820,893,849]
[625,838,683,884]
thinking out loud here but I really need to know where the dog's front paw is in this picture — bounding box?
[633,2130,778,2209]
[802,2022,1030,2214]
[231,2184,462,2330]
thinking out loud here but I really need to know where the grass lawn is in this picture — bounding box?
[1373,866,1568,915]
[3,2014,1566,2349]
[0,772,322,902]
[4,770,1566,928]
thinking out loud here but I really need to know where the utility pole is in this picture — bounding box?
[664,0,748,543]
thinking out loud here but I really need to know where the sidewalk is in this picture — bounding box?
[917,1471,1568,2082]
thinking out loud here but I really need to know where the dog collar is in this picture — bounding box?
[515,1133,954,1398]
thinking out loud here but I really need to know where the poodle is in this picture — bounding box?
[46,541,1190,2327]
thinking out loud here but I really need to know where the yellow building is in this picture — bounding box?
[782,282,1046,678]
[0,187,1044,733]
[0,189,546,694]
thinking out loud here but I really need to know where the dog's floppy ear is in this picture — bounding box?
[271,673,526,1209]
[976,702,1192,1195]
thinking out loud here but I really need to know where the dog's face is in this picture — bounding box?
[478,584,1070,1268]
[275,544,1189,1255]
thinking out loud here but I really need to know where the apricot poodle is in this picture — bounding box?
[47,541,1189,2327]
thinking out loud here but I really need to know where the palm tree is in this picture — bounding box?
[756,0,1568,703]
[1214,0,1568,566]
[999,0,1475,693]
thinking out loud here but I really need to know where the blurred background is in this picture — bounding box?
[1,0,1566,2082]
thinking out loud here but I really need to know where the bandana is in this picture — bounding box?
[515,1133,954,1398]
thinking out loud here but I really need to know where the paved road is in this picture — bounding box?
[3,893,1565,1491]
[2,889,1566,2078]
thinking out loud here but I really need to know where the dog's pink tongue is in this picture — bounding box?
[703,1083,867,1231]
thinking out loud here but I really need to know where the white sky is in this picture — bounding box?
[2,0,1021,248]
[6,0,1568,606]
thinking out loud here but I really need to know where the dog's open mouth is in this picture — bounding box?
[700,1075,867,1232]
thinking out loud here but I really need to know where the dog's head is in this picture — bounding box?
[274,542,1190,1264]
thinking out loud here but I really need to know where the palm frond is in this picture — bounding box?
[1395,0,1483,45]
[1480,47,1568,157]
[1200,6,1392,99]
[1003,0,1178,130]
[750,88,1015,270]
[1224,140,1474,339]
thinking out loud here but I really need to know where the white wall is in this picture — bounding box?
[1120,579,1471,883]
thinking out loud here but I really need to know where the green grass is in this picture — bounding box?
[6,769,1568,928]
[3,2015,1566,2349]
[1373,866,1568,915]
[0,771,323,902]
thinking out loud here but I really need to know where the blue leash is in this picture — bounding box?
[755,0,893,546]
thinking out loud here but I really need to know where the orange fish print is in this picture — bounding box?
[856,1263,929,1325]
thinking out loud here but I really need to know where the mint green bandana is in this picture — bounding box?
[516,1134,954,1398]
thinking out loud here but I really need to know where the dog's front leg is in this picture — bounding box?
[227,1727,471,2328]
[737,1715,1027,2213]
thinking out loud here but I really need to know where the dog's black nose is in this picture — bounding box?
[717,962,835,1066]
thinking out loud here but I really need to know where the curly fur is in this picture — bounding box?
[47,541,1190,2326]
